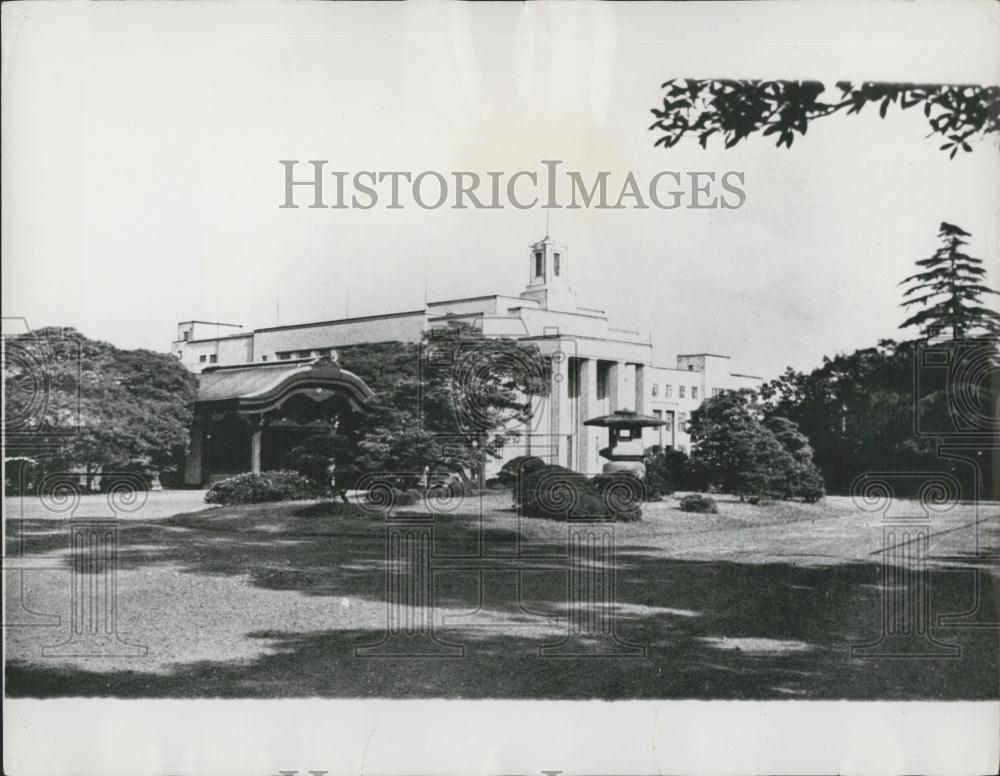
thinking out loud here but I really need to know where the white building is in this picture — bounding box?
[175,237,761,480]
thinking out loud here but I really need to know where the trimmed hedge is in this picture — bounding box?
[591,471,645,521]
[497,455,547,487]
[205,471,320,505]
[678,493,718,514]
[516,464,642,522]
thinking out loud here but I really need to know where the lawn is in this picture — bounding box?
[4,490,998,699]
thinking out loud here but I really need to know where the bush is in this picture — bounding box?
[793,466,826,503]
[294,500,365,518]
[205,471,320,505]
[363,486,422,510]
[643,447,700,497]
[678,493,718,514]
[591,471,645,521]
[518,464,642,522]
[497,455,547,487]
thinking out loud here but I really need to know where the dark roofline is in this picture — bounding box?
[516,334,652,348]
[201,358,316,374]
[676,353,731,359]
[177,332,253,345]
[731,372,764,380]
[252,308,427,334]
[427,294,500,306]
[505,305,608,321]
[179,320,244,328]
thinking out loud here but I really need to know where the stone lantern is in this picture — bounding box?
[583,409,666,477]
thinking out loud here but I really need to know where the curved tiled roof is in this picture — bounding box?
[196,358,373,414]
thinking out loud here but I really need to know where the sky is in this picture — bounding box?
[2,1,998,380]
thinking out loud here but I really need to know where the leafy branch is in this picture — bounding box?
[650,80,1000,156]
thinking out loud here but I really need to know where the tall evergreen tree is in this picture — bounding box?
[899,222,1000,339]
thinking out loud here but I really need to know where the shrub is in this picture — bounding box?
[286,431,339,488]
[518,464,642,522]
[792,465,826,503]
[678,493,718,514]
[497,455,547,487]
[205,471,320,505]
[294,500,365,518]
[363,486,422,510]
[643,447,700,497]
[591,471,645,521]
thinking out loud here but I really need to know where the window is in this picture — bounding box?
[679,386,686,399]
[712,387,721,397]
[534,251,544,277]
[664,384,672,398]
[277,352,292,361]
[687,364,694,371]
[181,331,191,341]
[554,253,561,276]
[691,386,698,400]
[209,354,218,364]
[297,350,311,359]
[198,355,207,364]
[261,355,268,362]
[651,384,659,397]
[663,412,674,431]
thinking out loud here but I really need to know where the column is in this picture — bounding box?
[852,517,959,658]
[356,513,463,657]
[937,445,1000,628]
[250,424,263,474]
[44,518,147,657]
[4,455,61,628]
[184,425,204,486]
[634,364,647,415]
[541,523,646,657]
[607,362,625,411]
[577,358,597,473]
[549,351,570,467]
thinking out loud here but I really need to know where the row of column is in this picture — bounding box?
[549,355,647,474]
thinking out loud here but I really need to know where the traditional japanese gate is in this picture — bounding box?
[185,357,374,485]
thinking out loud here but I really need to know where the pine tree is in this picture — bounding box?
[900,222,1000,339]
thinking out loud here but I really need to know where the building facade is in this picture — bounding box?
[175,237,762,476]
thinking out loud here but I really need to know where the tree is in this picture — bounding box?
[899,222,1000,339]
[759,337,997,499]
[3,327,197,485]
[305,324,550,488]
[650,80,999,155]
[687,390,823,502]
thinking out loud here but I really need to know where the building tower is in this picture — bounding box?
[519,237,577,313]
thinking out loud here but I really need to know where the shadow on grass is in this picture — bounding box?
[5,502,998,699]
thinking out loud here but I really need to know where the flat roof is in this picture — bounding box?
[253,308,427,334]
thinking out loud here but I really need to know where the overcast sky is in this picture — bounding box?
[3,1,997,379]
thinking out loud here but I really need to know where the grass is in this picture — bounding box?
[4,490,998,699]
